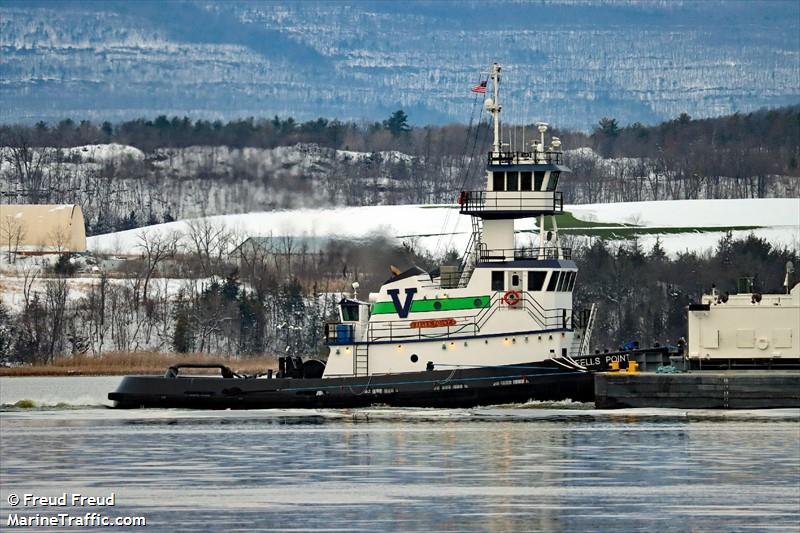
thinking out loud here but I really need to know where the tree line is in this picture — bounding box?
[0,229,795,365]
[0,220,434,364]
[0,106,797,236]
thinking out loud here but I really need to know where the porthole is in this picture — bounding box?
[410,354,419,363]
[473,298,483,307]
[433,301,442,310]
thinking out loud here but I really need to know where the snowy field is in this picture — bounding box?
[86,198,800,257]
[0,277,199,313]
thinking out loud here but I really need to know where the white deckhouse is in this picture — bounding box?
[323,63,589,378]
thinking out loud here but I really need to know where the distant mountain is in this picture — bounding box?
[1,0,798,129]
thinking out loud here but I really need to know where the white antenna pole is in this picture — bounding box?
[491,63,502,154]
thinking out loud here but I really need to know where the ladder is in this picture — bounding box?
[354,344,369,376]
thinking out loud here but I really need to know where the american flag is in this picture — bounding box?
[471,80,487,94]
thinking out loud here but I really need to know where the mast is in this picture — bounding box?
[488,63,502,155]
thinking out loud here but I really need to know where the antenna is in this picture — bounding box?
[489,63,502,154]
[537,122,548,146]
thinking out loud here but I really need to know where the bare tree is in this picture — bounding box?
[184,219,234,278]
[1,215,26,263]
[48,225,69,254]
[86,273,109,355]
[21,262,39,308]
[44,277,69,363]
[137,230,180,304]
[1,129,52,203]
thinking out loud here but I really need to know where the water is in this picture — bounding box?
[1,378,799,532]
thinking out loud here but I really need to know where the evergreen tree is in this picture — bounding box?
[172,299,194,353]
[384,110,411,136]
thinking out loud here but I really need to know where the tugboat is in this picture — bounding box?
[109,63,595,409]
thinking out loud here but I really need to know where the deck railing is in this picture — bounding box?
[478,245,571,261]
[324,292,573,344]
[488,150,563,165]
[458,190,563,214]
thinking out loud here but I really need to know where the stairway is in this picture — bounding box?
[577,304,597,356]
[458,216,483,287]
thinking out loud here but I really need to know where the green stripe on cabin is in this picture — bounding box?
[371,295,490,315]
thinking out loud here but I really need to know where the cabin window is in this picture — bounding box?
[567,272,577,291]
[506,171,519,191]
[546,271,560,291]
[511,274,520,286]
[547,171,561,191]
[492,172,505,191]
[534,171,546,191]
[342,304,359,321]
[520,171,532,190]
[528,271,547,291]
[491,271,505,291]
[556,271,568,292]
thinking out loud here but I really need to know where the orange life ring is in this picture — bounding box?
[502,290,521,306]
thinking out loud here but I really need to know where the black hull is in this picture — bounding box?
[109,360,592,409]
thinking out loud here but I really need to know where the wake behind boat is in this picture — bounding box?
[109,63,597,409]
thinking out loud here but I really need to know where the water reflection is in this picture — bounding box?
[1,408,798,532]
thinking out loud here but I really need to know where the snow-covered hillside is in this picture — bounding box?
[2,1,798,127]
[87,199,800,257]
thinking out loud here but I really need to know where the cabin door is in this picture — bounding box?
[509,271,523,292]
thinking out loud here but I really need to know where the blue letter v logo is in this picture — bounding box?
[386,288,417,318]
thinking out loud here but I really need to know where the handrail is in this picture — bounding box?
[324,291,575,345]
[324,290,575,345]
[164,363,242,379]
[478,246,572,261]
[488,150,563,165]
[520,294,571,329]
[332,291,573,343]
[458,190,564,214]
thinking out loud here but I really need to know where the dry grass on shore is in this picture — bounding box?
[0,352,278,376]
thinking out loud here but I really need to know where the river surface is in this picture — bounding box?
[1,377,799,532]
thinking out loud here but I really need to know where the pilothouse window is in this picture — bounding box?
[506,172,519,191]
[546,271,559,291]
[534,171,545,191]
[547,171,561,191]
[567,272,577,291]
[341,304,359,321]
[491,271,505,291]
[528,271,547,291]
[556,271,568,292]
[492,172,505,191]
[521,171,532,190]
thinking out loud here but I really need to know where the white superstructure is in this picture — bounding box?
[687,281,800,361]
[323,63,584,377]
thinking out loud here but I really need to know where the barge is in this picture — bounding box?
[595,278,800,409]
